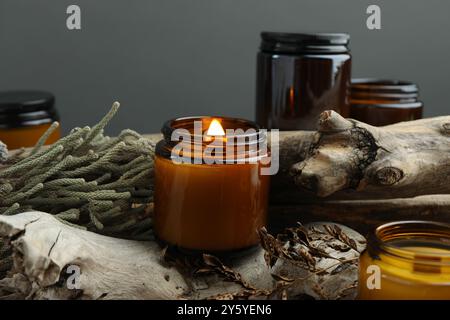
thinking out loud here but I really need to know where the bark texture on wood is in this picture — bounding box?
[0,212,365,300]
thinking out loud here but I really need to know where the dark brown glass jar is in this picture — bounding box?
[350,79,423,126]
[256,32,351,130]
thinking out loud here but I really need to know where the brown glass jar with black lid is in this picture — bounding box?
[350,79,423,126]
[256,32,351,130]
[0,91,60,150]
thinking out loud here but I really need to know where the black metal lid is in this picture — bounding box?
[260,32,350,54]
[350,79,422,109]
[351,79,419,94]
[0,90,59,128]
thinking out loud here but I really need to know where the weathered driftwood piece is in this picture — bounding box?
[0,212,365,300]
[272,111,450,201]
[265,112,450,231]
[268,194,450,235]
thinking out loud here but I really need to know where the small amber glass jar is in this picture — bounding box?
[358,221,450,300]
[154,116,270,252]
[256,32,351,130]
[0,91,60,149]
[350,79,423,126]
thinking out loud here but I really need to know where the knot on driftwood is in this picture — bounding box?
[442,122,450,135]
[284,114,450,199]
[372,167,404,186]
[291,111,379,197]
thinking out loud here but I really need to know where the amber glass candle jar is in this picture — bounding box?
[0,91,60,149]
[350,79,423,126]
[256,32,351,130]
[358,221,450,300]
[154,116,270,252]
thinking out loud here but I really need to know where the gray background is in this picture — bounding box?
[0,0,449,135]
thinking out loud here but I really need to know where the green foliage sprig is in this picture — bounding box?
[0,102,155,240]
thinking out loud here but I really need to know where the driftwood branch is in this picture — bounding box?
[0,212,365,300]
[272,112,450,201]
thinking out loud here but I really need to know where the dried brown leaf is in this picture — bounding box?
[327,242,351,252]
[295,245,316,268]
[312,284,328,300]
[207,293,235,300]
[271,273,295,283]
[195,268,213,274]
[160,245,168,261]
[334,225,358,251]
[323,224,358,251]
[202,254,224,268]
[201,254,255,291]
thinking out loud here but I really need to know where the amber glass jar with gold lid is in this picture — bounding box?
[358,221,450,300]
[350,79,423,126]
[0,90,60,150]
[154,116,270,253]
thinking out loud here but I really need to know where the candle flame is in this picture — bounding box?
[206,119,225,136]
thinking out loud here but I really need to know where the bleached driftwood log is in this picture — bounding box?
[0,212,365,300]
[272,111,450,201]
[267,112,450,231]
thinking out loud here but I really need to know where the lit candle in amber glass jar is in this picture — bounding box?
[358,221,450,300]
[154,116,270,252]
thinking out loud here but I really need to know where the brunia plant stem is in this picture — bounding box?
[0,102,155,240]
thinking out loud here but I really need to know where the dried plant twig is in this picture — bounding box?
[0,102,155,240]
